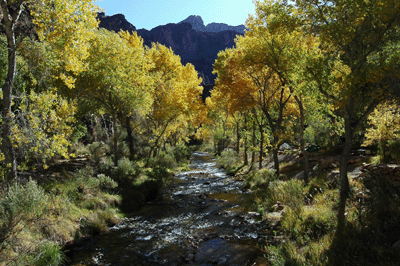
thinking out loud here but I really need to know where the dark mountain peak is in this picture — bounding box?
[97,12,136,33]
[179,15,206,31]
[179,15,246,34]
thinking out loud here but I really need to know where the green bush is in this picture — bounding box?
[0,180,48,248]
[243,168,277,190]
[169,143,192,163]
[267,179,304,215]
[217,150,241,175]
[88,141,109,163]
[112,157,138,180]
[32,242,66,266]
[149,152,177,170]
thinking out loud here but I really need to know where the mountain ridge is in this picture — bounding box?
[179,15,246,34]
[98,13,243,85]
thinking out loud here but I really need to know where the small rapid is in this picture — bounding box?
[68,152,270,265]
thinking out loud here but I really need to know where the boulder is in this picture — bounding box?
[326,170,340,189]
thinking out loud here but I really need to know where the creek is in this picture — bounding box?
[68,152,270,265]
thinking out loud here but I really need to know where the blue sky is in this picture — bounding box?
[95,0,255,30]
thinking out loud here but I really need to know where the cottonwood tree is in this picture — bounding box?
[295,0,400,233]
[144,44,205,165]
[0,0,98,181]
[244,0,322,182]
[70,29,152,165]
[213,42,297,176]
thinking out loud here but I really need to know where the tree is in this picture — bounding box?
[213,40,297,176]
[0,0,98,181]
[70,29,152,165]
[244,0,322,182]
[144,43,205,165]
[295,0,400,232]
[363,101,400,162]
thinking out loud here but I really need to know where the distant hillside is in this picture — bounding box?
[98,13,243,85]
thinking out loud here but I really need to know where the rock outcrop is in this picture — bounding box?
[179,15,246,34]
[98,13,136,33]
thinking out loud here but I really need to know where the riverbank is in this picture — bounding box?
[0,145,193,265]
[66,152,272,265]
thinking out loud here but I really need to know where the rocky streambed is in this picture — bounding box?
[68,152,272,265]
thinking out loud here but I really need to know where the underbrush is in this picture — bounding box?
[216,150,243,175]
[0,141,192,265]
[0,167,122,265]
[246,165,400,265]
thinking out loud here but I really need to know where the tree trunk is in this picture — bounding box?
[112,113,119,166]
[236,121,240,156]
[337,115,353,235]
[243,116,248,166]
[1,2,22,182]
[126,116,135,161]
[251,121,256,167]
[272,134,281,176]
[295,96,309,184]
[259,124,264,169]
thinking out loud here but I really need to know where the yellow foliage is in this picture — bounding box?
[363,101,400,148]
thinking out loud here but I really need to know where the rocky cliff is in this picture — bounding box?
[98,13,242,84]
[179,15,246,34]
[98,13,137,33]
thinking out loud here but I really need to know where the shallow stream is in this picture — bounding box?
[68,152,270,265]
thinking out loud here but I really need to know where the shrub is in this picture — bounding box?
[169,143,192,163]
[267,179,304,215]
[88,141,108,163]
[242,168,277,190]
[111,157,138,181]
[217,150,241,175]
[0,180,48,248]
[32,242,66,266]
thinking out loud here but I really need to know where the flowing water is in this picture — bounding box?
[68,152,270,265]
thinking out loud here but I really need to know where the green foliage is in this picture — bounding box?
[242,168,277,190]
[169,143,192,163]
[268,179,304,215]
[32,242,66,266]
[216,150,241,175]
[112,157,139,180]
[304,116,344,149]
[0,180,50,264]
[88,141,109,163]
[74,166,117,197]
[70,123,88,144]
[148,152,177,171]
[0,180,48,246]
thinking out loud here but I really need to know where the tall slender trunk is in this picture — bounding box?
[337,114,353,235]
[243,116,248,166]
[259,124,264,169]
[126,116,135,161]
[251,121,256,167]
[112,113,119,166]
[1,2,22,182]
[236,121,240,156]
[295,96,309,184]
[273,135,280,176]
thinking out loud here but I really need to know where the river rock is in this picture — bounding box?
[326,170,340,188]
[273,201,284,212]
